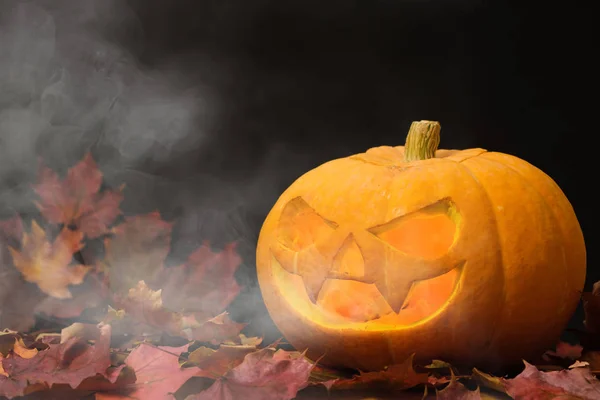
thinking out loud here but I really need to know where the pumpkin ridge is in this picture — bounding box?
[453,160,507,354]
[475,155,571,293]
[479,153,569,256]
[461,154,578,366]
[481,152,585,297]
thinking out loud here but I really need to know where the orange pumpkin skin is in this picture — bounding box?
[256,123,586,372]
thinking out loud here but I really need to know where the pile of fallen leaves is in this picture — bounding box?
[0,153,600,399]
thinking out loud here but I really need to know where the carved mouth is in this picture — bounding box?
[270,254,464,326]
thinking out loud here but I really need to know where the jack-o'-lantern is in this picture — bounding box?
[256,121,586,371]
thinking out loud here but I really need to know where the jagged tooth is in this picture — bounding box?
[302,273,327,303]
[375,280,413,314]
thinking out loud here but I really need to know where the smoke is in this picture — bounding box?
[0,0,295,339]
[0,0,218,214]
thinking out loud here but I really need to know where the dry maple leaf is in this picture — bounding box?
[185,341,261,379]
[102,212,172,294]
[0,330,43,360]
[96,342,198,400]
[109,281,245,345]
[16,365,134,400]
[35,271,109,320]
[189,347,314,400]
[308,364,352,390]
[159,243,241,317]
[470,368,507,394]
[0,334,39,397]
[543,341,584,362]
[501,361,600,400]
[473,362,600,399]
[435,373,481,399]
[0,216,45,331]
[0,331,21,356]
[0,323,112,396]
[187,312,246,345]
[11,338,38,360]
[33,153,124,239]
[8,221,90,299]
[425,360,455,370]
[112,280,185,338]
[0,353,28,399]
[75,364,134,392]
[325,353,429,391]
[222,334,263,347]
[569,360,590,369]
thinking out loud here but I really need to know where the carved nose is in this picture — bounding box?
[331,234,365,279]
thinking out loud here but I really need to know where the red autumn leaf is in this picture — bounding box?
[308,364,351,390]
[111,280,186,339]
[0,215,43,332]
[185,341,261,378]
[96,343,198,400]
[502,361,600,400]
[8,221,90,299]
[435,374,482,399]
[326,354,429,391]
[102,212,172,294]
[109,281,245,344]
[75,364,134,392]
[159,243,241,317]
[223,334,263,347]
[0,329,47,353]
[34,272,109,320]
[0,355,28,399]
[0,336,39,398]
[189,347,314,400]
[13,365,134,400]
[1,323,112,394]
[427,375,451,387]
[544,341,584,361]
[1,216,105,327]
[32,153,123,238]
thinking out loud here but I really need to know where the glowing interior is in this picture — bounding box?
[272,198,461,326]
[316,268,459,324]
[370,204,457,259]
[271,255,462,329]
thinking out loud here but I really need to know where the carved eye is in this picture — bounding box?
[277,197,338,251]
[369,199,458,259]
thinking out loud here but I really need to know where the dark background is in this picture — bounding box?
[0,0,595,340]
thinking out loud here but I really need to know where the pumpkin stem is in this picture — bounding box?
[403,120,441,161]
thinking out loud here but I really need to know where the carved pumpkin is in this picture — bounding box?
[256,121,586,371]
